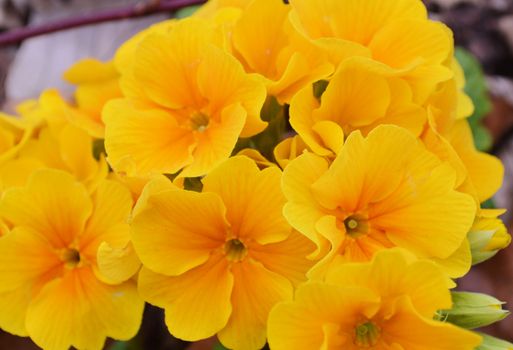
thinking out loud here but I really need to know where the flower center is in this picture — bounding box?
[62,248,81,268]
[224,239,248,262]
[343,214,369,238]
[354,321,380,347]
[190,112,209,132]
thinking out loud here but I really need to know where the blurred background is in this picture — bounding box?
[0,0,512,348]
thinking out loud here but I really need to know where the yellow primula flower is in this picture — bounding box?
[282,125,476,278]
[0,169,144,350]
[0,89,108,193]
[63,58,123,138]
[132,156,315,349]
[104,18,267,177]
[289,0,454,104]
[290,60,426,157]
[230,0,333,103]
[0,122,108,193]
[268,249,482,350]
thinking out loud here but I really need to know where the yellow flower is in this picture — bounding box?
[0,169,144,350]
[132,156,315,349]
[0,122,108,193]
[289,0,453,104]
[63,58,122,138]
[104,18,267,177]
[230,0,333,103]
[0,90,108,193]
[268,249,482,350]
[290,60,426,157]
[282,125,476,278]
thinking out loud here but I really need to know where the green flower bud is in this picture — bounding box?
[438,292,509,329]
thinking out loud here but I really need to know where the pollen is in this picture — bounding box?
[354,321,380,347]
[224,238,248,262]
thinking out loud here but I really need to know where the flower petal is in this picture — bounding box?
[138,253,233,341]
[131,190,228,276]
[103,99,196,176]
[26,268,143,350]
[217,259,293,350]
[0,169,92,248]
[180,103,246,178]
[202,156,291,244]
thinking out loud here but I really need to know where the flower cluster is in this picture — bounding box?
[0,0,511,349]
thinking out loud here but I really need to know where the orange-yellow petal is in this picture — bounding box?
[217,259,293,350]
[0,169,92,248]
[131,190,227,276]
[138,253,233,341]
[103,99,195,176]
[26,268,143,350]
[202,156,291,244]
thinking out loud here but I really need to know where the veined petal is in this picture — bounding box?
[268,284,380,350]
[369,19,452,69]
[313,64,391,128]
[326,249,453,317]
[0,169,92,248]
[80,179,133,261]
[131,190,228,276]
[97,241,140,284]
[180,103,246,178]
[282,152,330,256]
[197,45,267,137]
[133,21,215,109]
[371,163,476,259]
[383,297,482,349]
[289,0,426,45]
[0,288,31,336]
[0,227,61,293]
[249,230,316,287]
[217,259,293,350]
[447,120,504,202]
[26,267,143,350]
[138,253,233,341]
[103,99,195,176]
[202,156,291,244]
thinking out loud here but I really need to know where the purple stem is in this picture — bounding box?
[0,0,207,47]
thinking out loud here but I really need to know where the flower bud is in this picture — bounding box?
[439,292,509,329]
[468,211,511,265]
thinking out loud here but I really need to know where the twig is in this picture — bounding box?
[0,0,206,47]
